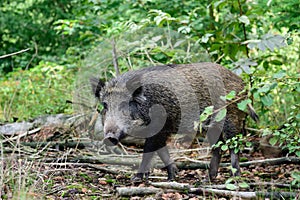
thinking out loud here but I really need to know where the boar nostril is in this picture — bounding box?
[103,137,119,146]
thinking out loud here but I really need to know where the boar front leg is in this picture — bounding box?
[131,136,157,182]
[132,133,173,182]
[131,151,155,182]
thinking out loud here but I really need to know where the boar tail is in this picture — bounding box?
[247,104,259,122]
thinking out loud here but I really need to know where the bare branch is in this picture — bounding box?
[111,38,120,76]
[0,48,30,59]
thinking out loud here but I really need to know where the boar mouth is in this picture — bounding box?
[103,131,126,146]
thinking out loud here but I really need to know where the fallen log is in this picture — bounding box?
[176,157,300,170]
[116,186,162,196]
[189,187,298,199]
[149,181,190,190]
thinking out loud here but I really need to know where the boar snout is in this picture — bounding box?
[103,132,119,146]
[103,131,126,146]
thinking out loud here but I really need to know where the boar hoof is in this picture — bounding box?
[165,163,178,181]
[131,172,149,182]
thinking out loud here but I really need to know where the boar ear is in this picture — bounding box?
[132,86,147,104]
[90,77,105,98]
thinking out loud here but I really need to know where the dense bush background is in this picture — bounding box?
[0,0,299,155]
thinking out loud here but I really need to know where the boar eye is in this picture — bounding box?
[102,102,108,110]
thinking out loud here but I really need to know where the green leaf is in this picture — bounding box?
[270,60,283,65]
[291,171,300,179]
[234,148,239,154]
[246,142,252,147]
[238,15,250,25]
[215,108,227,122]
[257,85,271,93]
[200,106,214,122]
[269,137,278,146]
[214,0,226,8]
[213,141,224,148]
[239,182,250,188]
[237,99,251,111]
[261,94,273,106]
[262,129,272,136]
[269,82,278,90]
[273,71,286,79]
[221,144,228,151]
[231,167,238,175]
[221,90,236,101]
[201,33,213,43]
[226,183,237,190]
[246,33,286,52]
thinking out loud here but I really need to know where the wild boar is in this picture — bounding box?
[90,62,258,181]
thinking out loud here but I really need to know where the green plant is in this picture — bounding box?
[262,105,300,157]
[0,61,74,121]
[225,176,250,191]
[291,171,300,187]
[213,134,252,154]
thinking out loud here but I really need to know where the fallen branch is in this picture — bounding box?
[190,187,298,199]
[149,181,190,190]
[204,182,299,190]
[190,187,255,198]
[0,48,30,59]
[44,162,130,175]
[27,147,299,171]
[245,127,264,133]
[21,141,88,149]
[2,128,41,143]
[248,182,299,189]
[239,156,300,167]
[116,187,162,196]
[176,156,300,170]
[38,154,143,168]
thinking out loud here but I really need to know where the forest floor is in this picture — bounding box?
[1,122,300,199]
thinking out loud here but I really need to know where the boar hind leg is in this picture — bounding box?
[209,146,222,181]
[230,148,240,176]
[157,146,178,181]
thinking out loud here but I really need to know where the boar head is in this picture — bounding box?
[90,76,156,146]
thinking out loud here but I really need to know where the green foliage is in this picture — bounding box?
[213,134,252,154]
[0,0,88,73]
[291,171,300,187]
[0,62,74,121]
[237,99,252,112]
[0,0,299,155]
[225,176,250,191]
[262,105,300,157]
[194,106,214,132]
[0,0,299,197]
[215,108,227,122]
